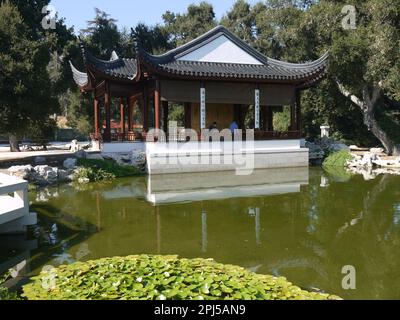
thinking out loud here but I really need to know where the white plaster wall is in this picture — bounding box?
[178,35,263,65]
[102,142,145,154]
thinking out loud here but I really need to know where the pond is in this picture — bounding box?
[1,167,400,300]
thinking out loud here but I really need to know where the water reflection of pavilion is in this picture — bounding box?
[146,167,309,205]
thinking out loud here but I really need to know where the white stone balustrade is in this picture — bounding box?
[0,173,37,234]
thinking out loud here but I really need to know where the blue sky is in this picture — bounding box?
[50,0,257,33]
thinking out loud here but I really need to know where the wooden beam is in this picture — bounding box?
[290,90,296,131]
[261,106,268,131]
[104,83,111,142]
[94,96,100,137]
[266,106,273,131]
[296,90,301,132]
[120,98,126,134]
[184,102,192,129]
[154,79,161,130]
[128,97,133,132]
[143,84,149,132]
[162,101,169,133]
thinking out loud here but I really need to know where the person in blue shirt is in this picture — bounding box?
[229,121,239,133]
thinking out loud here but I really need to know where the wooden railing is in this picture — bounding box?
[94,130,302,143]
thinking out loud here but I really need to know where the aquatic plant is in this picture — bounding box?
[322,150,354,168]
[77,158,142,179]
[23,255,340,300]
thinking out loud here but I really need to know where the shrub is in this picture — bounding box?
[72,167,116,183]
[22,255,340,301]
[0,271,20,300]
[323,150,354,168]
[77,158,142,178]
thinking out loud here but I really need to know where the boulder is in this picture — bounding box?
[359,153,378,167]
[58,169,73,183]
[131,151,146,166]
[8,165,33,180]
[32,165,59,185]
[86,153,104,161]
[370,148,384,154]
[34,156,46,165]
[75,150,87,159]
[331,143,350,152]
[63,158,77,169]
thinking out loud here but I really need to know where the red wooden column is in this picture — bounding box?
[154,79,161,130]
[290,90,296,131]
[184,102,192,129]
[94,96,100,138]
[143,86,149,133]
[127,97,133,132]
[295,90,301,132]
[120,98,126,135]
[104,83,111,142]
[162,101,169,133]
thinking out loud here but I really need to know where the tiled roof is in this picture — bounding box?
[83,47,138,81]
[69,61,89,87]
[139,52,328,81]
[72,25,328,87]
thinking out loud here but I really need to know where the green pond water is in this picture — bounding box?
[1,167,400,300]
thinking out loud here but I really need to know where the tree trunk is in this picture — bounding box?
[9,135,20,152]
[337,82,399,156]
[363,110,396,155]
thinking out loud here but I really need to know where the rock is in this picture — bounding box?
[359,153,378,167]
[305,142,325,160]
[370,148,384,154]
[34,156,46,165]
[121,155,132,163]
[63,158,77,169]
[75,150,87,159]
[331,143,350,152]
[32,165,59,185]
[86,153,104,161]
[58,169,72,183]
[8,165,33,180]
[131,151,146,166]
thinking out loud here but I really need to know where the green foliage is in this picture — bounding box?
[162,2,217,46]
[72,167,116,183]
[323,150,354,168]
[0,0,74,148]
[77,158,142,179]
[22,255,340,300]
[0,271,20,300]
[273,106,291,132]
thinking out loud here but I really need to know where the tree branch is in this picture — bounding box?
[336,81,364,109]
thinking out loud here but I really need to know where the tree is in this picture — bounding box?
[221,0,256,43]
[0,1,59,151]
[162,2,217,47]
[81,8,122,60]
[300,0,400,154]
